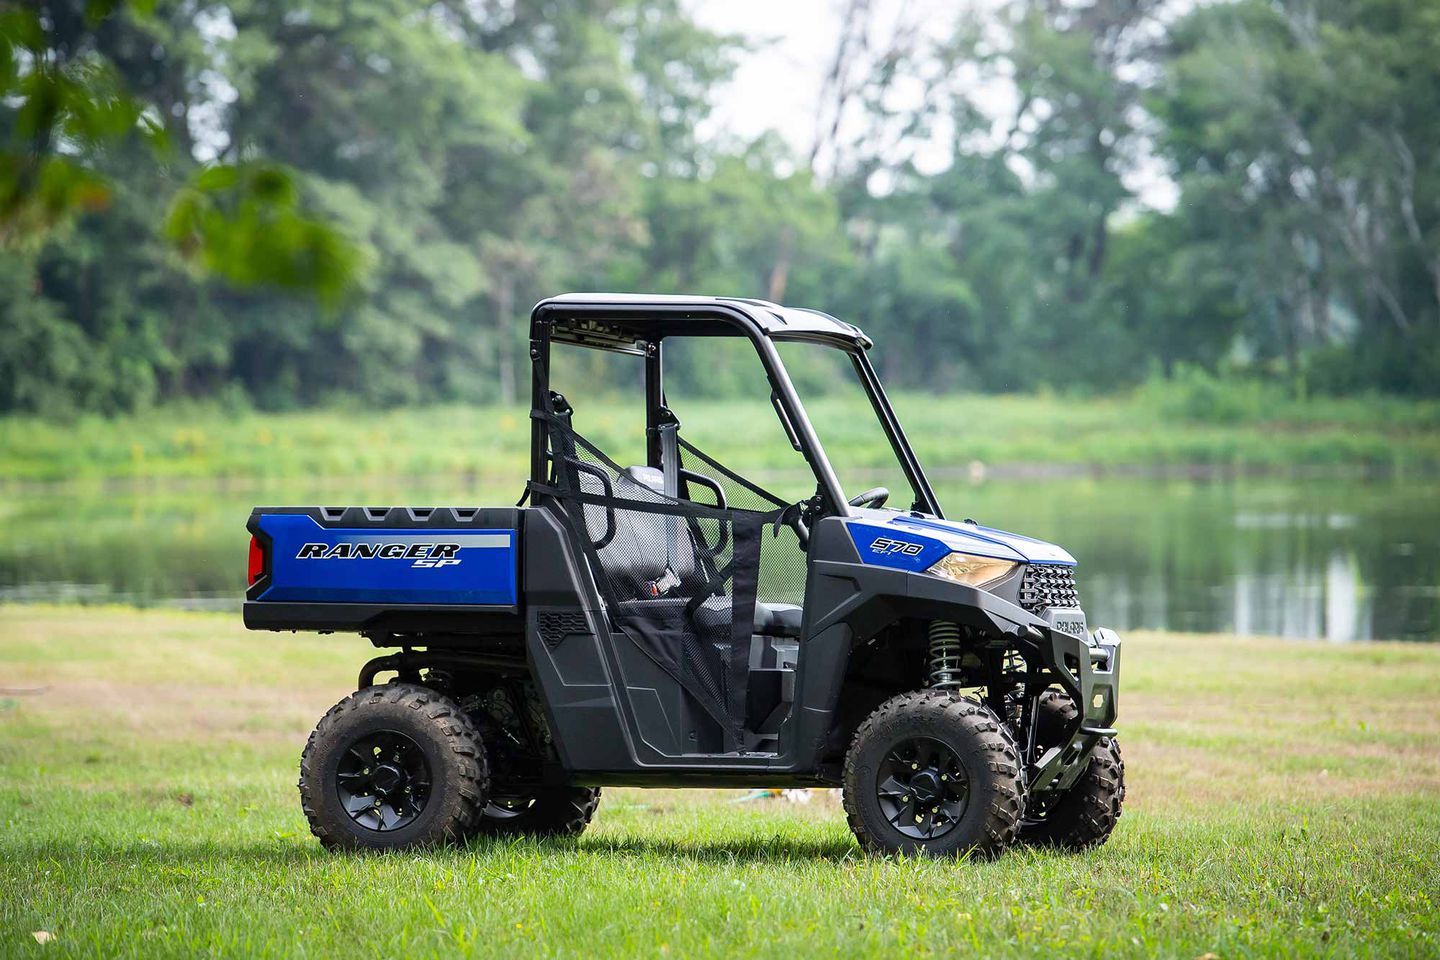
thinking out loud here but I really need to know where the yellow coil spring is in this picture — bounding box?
[926,621,964,689]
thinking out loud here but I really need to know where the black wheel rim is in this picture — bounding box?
[335,730,432,832]
[876,736,970,840]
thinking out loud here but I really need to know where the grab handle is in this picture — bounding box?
[680,469,729,556]
[565,458,618,549]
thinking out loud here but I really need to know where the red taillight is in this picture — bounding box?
[248,535,266,585]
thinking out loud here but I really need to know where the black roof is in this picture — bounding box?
[532,293,872,351]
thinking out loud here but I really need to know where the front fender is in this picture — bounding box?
[804,555,1097,696]
[807,558,1041,639]
[800,543,1121,793]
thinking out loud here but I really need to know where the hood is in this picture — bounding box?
[845,508,1075,571]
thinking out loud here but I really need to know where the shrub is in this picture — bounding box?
[1135,365,1288,424]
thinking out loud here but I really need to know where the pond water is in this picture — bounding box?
[1,473,1435,642]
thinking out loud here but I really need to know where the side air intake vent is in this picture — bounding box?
[537,611,590,646]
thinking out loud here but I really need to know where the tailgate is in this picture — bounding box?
[244,506,521,630]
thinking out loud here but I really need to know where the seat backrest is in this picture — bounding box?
[572,466,705,600]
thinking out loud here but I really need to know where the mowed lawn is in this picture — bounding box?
[1,607,1438,958]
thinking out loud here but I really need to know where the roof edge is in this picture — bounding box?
[533,293,872,348]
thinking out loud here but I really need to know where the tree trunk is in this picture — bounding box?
[810,0,871,176]
[767,226,794,303]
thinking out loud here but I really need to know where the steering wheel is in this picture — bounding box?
[848,487,890,509]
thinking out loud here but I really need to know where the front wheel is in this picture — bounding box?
[843,691,1026,858]
[1018,690,1125,850]
[299,683,489,851]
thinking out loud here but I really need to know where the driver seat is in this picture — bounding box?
[616,465,803,639]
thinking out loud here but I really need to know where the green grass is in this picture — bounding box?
[3,389,1440,484]
[2,606,1438,957]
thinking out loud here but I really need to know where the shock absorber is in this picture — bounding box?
[926,620,964,689]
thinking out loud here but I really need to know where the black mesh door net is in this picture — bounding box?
[531,404,803,751]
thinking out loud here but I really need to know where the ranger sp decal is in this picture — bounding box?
[296,542,463,567]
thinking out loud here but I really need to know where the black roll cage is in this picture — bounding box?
[528,296,944,521]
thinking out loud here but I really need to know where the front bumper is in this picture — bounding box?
[1030,624,1122,794]
[1081,627,1122,733]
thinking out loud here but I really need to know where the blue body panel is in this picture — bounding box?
[845,523,953,572]
[255,514,517,605]
[846,509,1077,570]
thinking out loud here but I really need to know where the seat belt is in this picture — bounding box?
[656,409,682,593]
[657,413,680,500]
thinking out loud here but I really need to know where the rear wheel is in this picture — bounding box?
[299,683,489,851]
[472,786,602,838]
[843,691,1025,858]
[1018,690,1125,850]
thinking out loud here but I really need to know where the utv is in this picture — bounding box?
[244,294,1124,857]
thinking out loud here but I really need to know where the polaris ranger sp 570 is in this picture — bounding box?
[244,294,1124,857]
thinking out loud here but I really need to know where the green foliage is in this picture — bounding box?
[1135,366,1291,425]
[166,163,363,307]
[0,252,93,414]
[1149,0,1440,388]
[0,5,152,239]
[0,0,358,304]
[2,0,1439,416]
[3,390,1438,484]
[1305,326,1440,398]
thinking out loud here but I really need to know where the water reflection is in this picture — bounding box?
[930,475,1437,643]
[0,474,1435,642]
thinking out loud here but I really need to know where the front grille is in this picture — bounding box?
[1019,564,1079,612]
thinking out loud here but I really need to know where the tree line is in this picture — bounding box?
[2,0,1437,415]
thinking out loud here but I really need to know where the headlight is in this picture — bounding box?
[926,552,1018,588]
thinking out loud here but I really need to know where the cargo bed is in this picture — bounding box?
[243,506,522,634]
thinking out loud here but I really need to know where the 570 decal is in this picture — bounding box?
[869,536,924,557]
[296,542,462,568]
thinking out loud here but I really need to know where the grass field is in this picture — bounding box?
[4,388,1440,483]
[1,607,1437,957]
